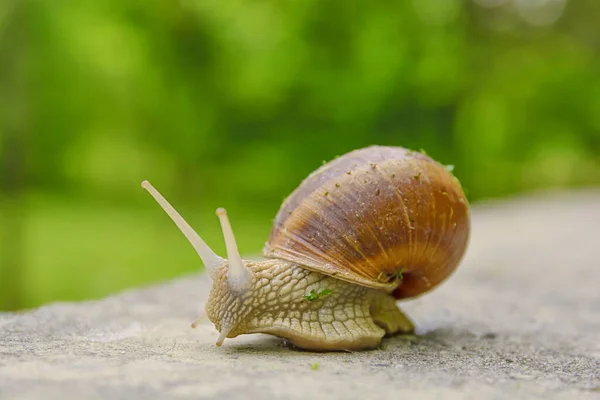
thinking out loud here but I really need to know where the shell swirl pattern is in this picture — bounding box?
[263,146,470,299]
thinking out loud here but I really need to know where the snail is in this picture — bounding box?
[141,145,470,351]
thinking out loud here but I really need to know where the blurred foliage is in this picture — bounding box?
[0,0,599,310]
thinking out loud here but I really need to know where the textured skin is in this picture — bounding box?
[263,145,470,299]
[205,259,414,351]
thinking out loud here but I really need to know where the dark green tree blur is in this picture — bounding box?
[0,0,599,310]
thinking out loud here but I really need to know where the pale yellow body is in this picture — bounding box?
[206,259,414,351]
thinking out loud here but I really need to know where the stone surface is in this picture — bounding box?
[1,189,600,399]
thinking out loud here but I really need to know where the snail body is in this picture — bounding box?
[142,145,470,351]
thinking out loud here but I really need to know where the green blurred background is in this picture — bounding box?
[1,0,599,311]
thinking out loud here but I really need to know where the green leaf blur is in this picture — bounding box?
[0,0,598,310]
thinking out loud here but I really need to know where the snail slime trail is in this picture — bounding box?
[141,145,470,351]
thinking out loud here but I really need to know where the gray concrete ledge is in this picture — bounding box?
[1,189,600,399]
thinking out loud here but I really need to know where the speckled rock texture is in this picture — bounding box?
[1,189,599,399]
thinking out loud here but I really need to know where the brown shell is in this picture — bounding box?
[262,145,470,299]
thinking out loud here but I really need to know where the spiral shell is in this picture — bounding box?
[262,145,470,299]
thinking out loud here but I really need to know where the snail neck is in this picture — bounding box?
[204,258,414,351]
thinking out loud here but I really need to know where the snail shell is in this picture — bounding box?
[263,145,470,299]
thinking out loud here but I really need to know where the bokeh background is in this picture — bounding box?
[1,0,599,311]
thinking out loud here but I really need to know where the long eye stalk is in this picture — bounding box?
[216,208,252,292]
[141,180,223,274]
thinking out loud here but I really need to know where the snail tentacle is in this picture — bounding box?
[141,180,223,275]
[216,208,253,293]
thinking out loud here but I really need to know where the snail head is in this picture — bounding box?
[141,180,255,346]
